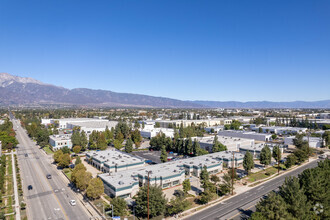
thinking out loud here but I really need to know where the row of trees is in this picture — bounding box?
[251,159,330,219]
[150,133,209,157]
[0,119,18,150]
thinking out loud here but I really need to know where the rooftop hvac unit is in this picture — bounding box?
[118,181,124,185]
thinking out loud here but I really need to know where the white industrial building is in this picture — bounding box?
[143,118,232,129]
[239,143,284,159]
[86,149,145,173]
[218,130,272,142]
[204,126,224,133]
[41,118,116,130]
[192,135,254,152]
[98,150,243,198]
[66,121,118,134]
[252,126,307,135]
[49,134,72,151]
[140,128,175,138]
[284,136,323,148]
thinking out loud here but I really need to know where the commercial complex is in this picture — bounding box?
[239,143,284,158]
[98,151,244,198]
[85,149,145,173]
[143,118,232,128]
[284,136,323,148]
[218,130,272,142]
[49,134,72,151]
[192,135,254,152]
[66,121,118,134]
[252,126,307,135]
[140,128,175,138]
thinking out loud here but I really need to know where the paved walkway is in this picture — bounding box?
[11,152,21,220]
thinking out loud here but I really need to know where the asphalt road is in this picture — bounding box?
[11,116,90,220]
[186,159,319,220]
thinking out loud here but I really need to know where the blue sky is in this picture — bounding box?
[0,0,329,102]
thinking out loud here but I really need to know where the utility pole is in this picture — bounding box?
[147,171,151,220]
[232,152,234,195]
[277,147,280,175]
[308,131,310,162]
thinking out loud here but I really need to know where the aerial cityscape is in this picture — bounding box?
[0,1,329,220]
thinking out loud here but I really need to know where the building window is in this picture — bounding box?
[172,180,179,186]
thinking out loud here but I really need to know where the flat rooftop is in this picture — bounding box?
[192,135,253,145]
[69,121,118,128]
[49,134,71,141]
[86,149,144,165]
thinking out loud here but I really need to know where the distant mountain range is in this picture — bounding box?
[0,73,329,108]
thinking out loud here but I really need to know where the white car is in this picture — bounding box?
[69,200,76,206]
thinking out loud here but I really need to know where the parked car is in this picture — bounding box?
[46,174,52,179]
[25,154,28,157]
[28,185,33,190]
[70,200,76,206]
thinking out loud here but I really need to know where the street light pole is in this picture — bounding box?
[146,171,151,220]
[232,152,234,196]
[308,131,310,162]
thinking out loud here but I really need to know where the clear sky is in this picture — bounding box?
[1,0,329,102]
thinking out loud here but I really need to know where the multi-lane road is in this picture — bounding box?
[11,116,90,220]
[187,159,319,220]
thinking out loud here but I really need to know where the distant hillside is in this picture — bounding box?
[192,100,330,109]
[0,73,201,108]
[0,73,329,108]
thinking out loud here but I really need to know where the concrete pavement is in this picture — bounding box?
[12,117,91,220]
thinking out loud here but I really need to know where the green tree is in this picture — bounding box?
[166,195,190,216]
[285,154,297,168]
[135,185,167,218]
[73,145,81,155]
[61,146,71,154]
[254,192,292,220]
[53,150,63,163]
[75,156,82,165]
[272,146,281,162]
[59,153,71,168]
[182,179,191,193]
[160,145,167,163]
[200,166,209,188]
[199,189,213,204]
[71,163,86,184]
[243,151,254,175]
[125,138,133,153]
[210,175,220,183]
[111,197,127,216]
[131,129,142,147]
[113,139,122,150]
[75,170,92,191]
[185,138,193,155]
[260,145,272,167]
[230,120,241,130]
[212,135,227,153]
[279,177,313,219]
[192,139,202,156]
[218,172,234,196]
[86,178,104,199]
[322,130,330,147]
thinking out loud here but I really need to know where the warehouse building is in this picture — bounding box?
[239,143,284,158]
[218,130,272,142]
[41,118,110,129]
[86,149,145,172]
[66,120,118,134]
[284,136,323,148]
[140,128,175,138]
[192,135,254,152]
[252,126,307,135]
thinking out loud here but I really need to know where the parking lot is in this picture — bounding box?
[132,150,161,164]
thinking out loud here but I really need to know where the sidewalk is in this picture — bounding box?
[171,156,319,220]
[11,151,21,220]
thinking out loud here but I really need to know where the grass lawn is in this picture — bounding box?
[63,169,72,180]
[43,146,54,154]
[247,167,278,182]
